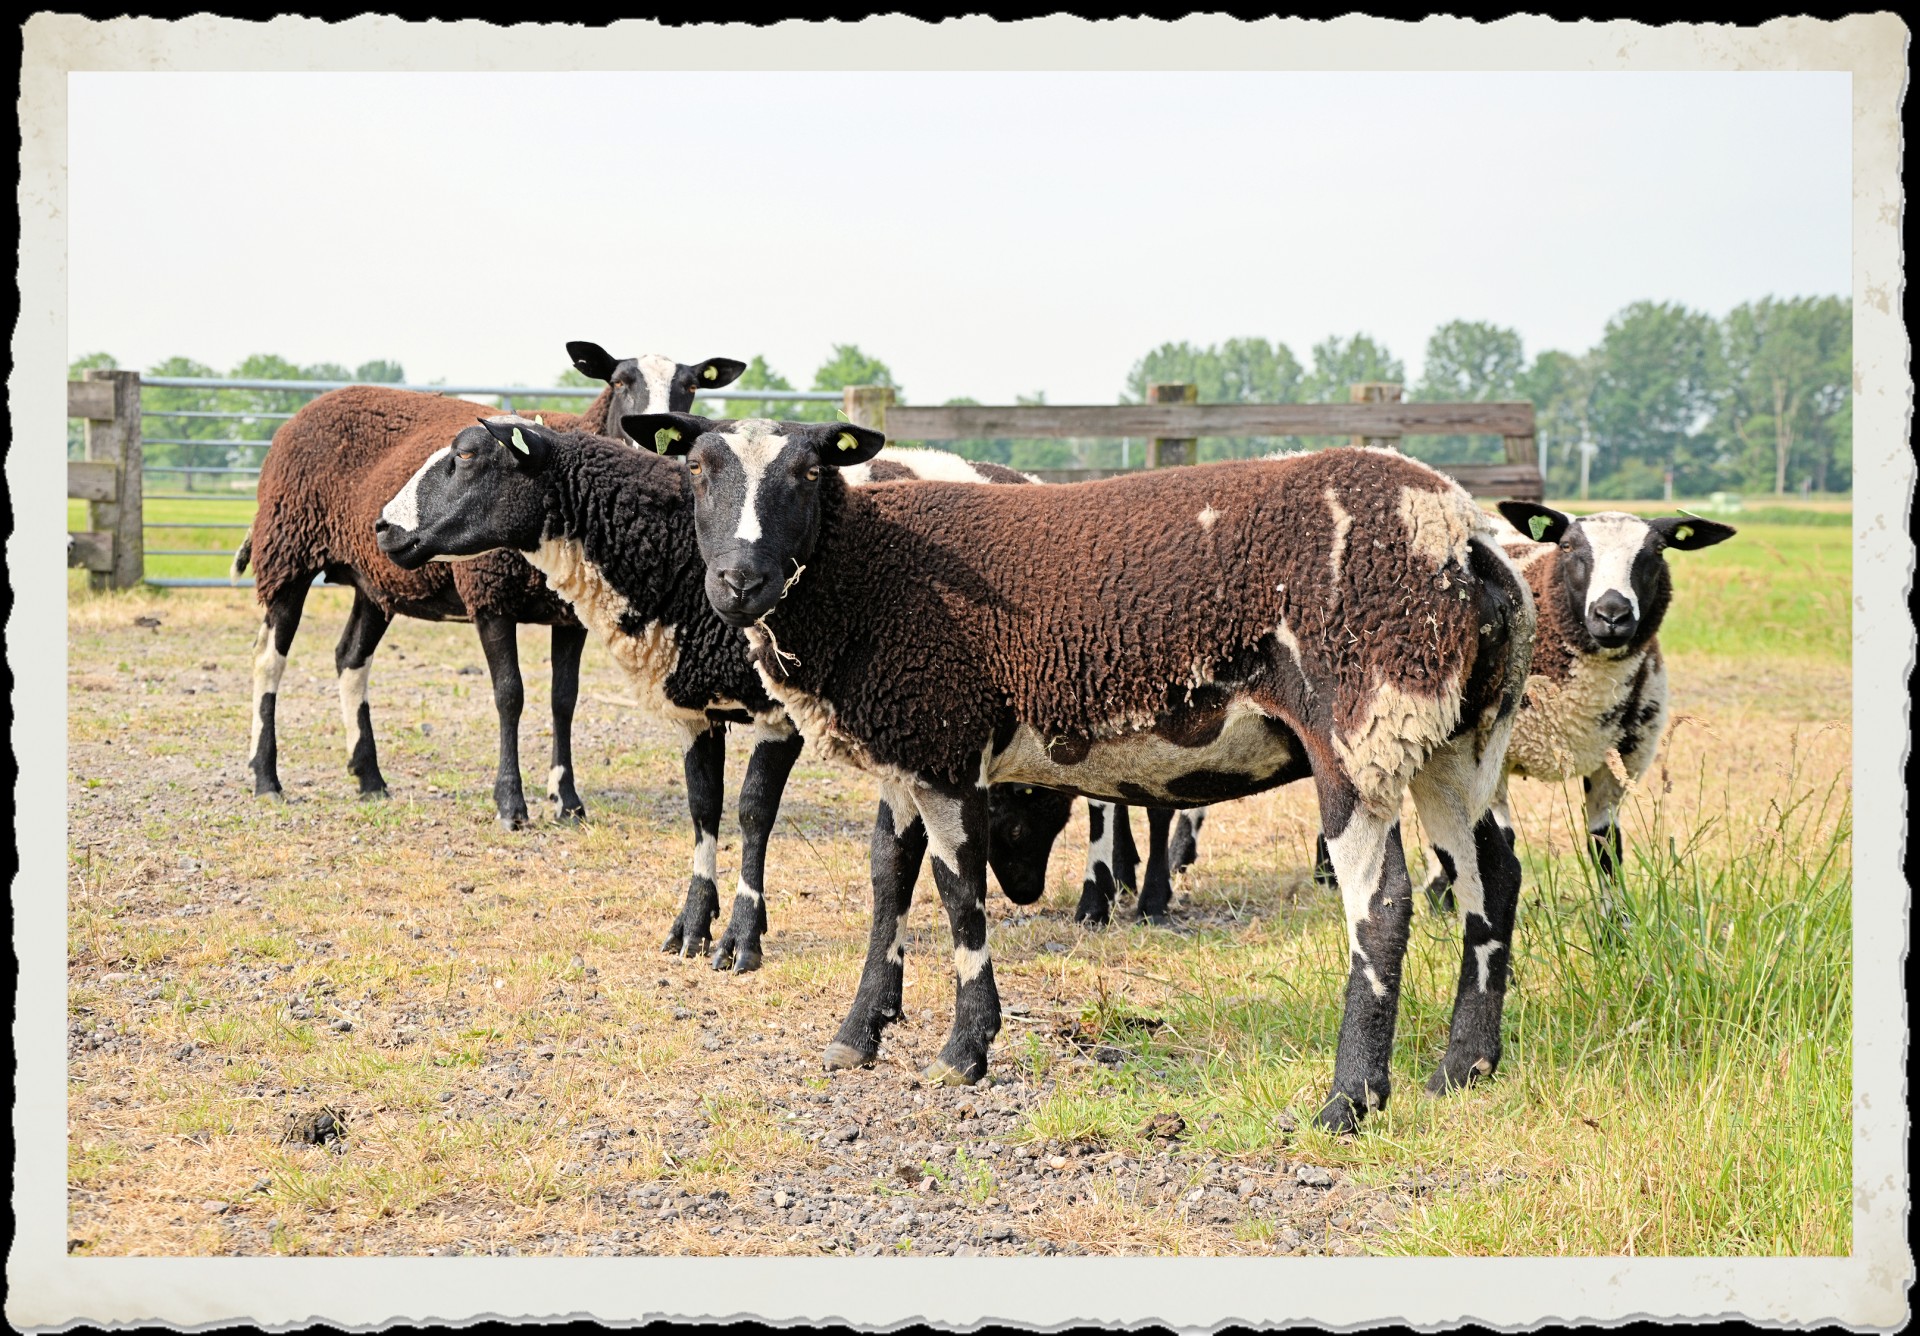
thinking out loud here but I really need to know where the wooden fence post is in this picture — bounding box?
[1349,382,1403,450]
[78,369,144,590]
[1146,382,1197,467]
[842,385,895,432]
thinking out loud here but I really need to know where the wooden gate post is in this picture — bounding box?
[843,385,895,432]
[81,369,144,590]
[1146,382,1197,467]
[1349,382,1403,450]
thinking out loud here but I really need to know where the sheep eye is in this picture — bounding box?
[805,466,821,482]
[687,461,702,476]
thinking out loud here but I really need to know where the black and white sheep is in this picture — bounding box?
[621,413,1540,1133]
[1418,502,1737,914]
[371,414,1119,973]
[234,342,743,828]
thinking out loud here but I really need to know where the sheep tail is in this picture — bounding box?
[230,531,253,584]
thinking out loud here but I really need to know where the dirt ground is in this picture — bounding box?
[64,585,1850,1257]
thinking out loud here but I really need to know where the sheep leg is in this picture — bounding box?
[1135,806,1177,924]
[1582,766,1631,942]
[824,790,927,1070]
[1419,775,1507,916]
[1314,776,1415,1134]
[474,612,531,830]
[1074,801,1120,925]
[712,718,803,975]
[1168,807,1206,874]
[1111,803,1141,895]
[545,624,588,823]
[333,589,392,798]
[916,782,1000,1086]
[248,576,313,799]
[663,721,725,959]
[1311,830,1339,889]
[1409,742,1524,1097]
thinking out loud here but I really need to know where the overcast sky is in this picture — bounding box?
[68,70,1850,404]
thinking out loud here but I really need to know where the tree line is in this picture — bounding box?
[71,293,1850,498]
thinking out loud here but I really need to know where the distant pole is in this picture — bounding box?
[85,369,144,591]
[1349,382,1403,450]
[1578,435,1596,501]
[1145,383,1196,468]
[843,385,894,433]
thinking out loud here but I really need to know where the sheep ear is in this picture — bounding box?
[566,341,623,383]
[622,412,712,457]
[1649,516,1736,550]
[477,418,554,472]
[1497,500,1573,545]
[691,358,747,390]
[809,422,886,467]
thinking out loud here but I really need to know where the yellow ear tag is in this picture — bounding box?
[1675,525,1693,542]
[509,427,530,455]
[1527,514,1551,541]
[836,432,859,452]
[703,366,717,381]
[654,427,682,453]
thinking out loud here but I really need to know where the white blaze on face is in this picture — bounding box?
[718,423,791,545]
[382,446,451,532]
[1579,513,1653,619]
[634,354,680,412]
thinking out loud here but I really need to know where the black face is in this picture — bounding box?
[566,341,746,427]
[986,786,1076,906]
[375,419,555,570]
[620,412,887,627]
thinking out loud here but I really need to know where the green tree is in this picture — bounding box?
[67,352,118,459]
[716,354,799,420]
[1122,336,1305,460]
[1301,333,1404,451]
[1416,320,1527,465]
[1517,348,1596,498]
[795,343,900,423]
[1587,301,1720,499]
[354,359,406,384]
[1716,296,1852,493]
[516,366,602,420]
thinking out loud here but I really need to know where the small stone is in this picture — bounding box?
[99,972,133,985]
[833,1125,860,1143]
[672,1008,692,1021]
[329,1019,353,1033]
[773,1191,791,1209]
[251,1178,271,1194]
[200,1200,228,1214]
[1237,1178,1257,1199]
[436,1091,456,1103]
[1047,1156,1067,1171]
[1296,1164,1333,1188]
[455,882,474,894]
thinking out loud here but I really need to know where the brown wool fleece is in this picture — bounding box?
[247,386,588,625]
[752,447,1511,792]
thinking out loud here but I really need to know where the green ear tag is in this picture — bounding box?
[509,427,530,455]
[654,427,681,453]
[1675,525,1693,542]
[533,415,545,427]
[836,432,859,452]
[1527,514,1551,541]
[702,366,717,381]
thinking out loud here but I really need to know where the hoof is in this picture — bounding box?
[253,786,284,801]
[1313,1094,1365,1134]
[497,812,530,832]
[358,786,389,802]
[552,804,586,825]
[1426,1053,1496,1096]
[922,1059,979,1087]
[822,1041,874,1071]
[731,947,762,974]
[1137,910,1171,928]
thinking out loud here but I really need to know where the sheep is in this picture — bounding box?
[993,794,1210,925]
[234,342,743,830]
[370,414,1122,973]
[1409,502,1736,921]
[622,411,1541,1133]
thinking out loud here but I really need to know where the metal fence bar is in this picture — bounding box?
[142,409,297,421]
[144,493,258,502]
[146,575,327,589]
[143,521,253,529]
[144,437,276,448]
[140,377,842,400]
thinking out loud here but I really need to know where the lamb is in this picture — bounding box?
[994,794,1210,924]
[371,414,1124,973]
[233,341,743,829]
[624,411,1542,1133]
[1411,502,1736,918]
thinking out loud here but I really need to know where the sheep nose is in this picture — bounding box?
[720,568,766,601]
[373,519,390,535]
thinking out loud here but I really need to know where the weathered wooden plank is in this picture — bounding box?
[85,370,145,589]
[885,400,1536,441]
[1146,383,1197,467]
[67,379,117,420]
[68,461,119,502]
[67,531,114,572]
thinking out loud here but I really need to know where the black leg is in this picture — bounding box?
[248,576,313,799]
[1427,814,1523,1095]
[1111,802,1141,895]
[546,623,588,822]
[333,589,392,799]
[825,792,927,1069]
[664,721,725,960]
[712,721,804,974]
[474,612,529,830]
[1074,801,1118,925]
[1314,774,1415,1134]
[1422,846,1459,916]
[1136,807,1176,924]
[1168,807,1206,874]
[917,783,1000,1086]
[1312,830,1339,889]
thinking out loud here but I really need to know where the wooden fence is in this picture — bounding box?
[67,373,1542,590]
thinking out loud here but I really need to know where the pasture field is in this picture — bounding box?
[63,512,1852,1257]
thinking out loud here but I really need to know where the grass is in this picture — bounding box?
[63,509,1852,1256]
